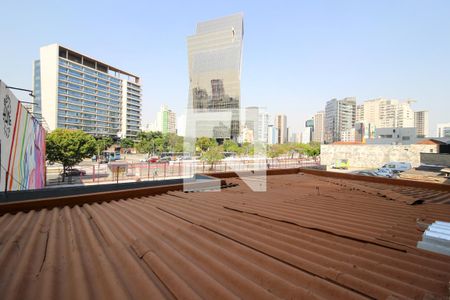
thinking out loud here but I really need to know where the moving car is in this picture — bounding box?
[381,162,412,173]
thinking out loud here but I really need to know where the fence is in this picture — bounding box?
[46,158,320,186]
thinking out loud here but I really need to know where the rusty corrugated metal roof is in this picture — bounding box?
[1,172,450,299]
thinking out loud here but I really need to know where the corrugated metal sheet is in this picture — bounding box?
[1,173,450,299]
[418,221,450,256]
[320,177,450,204]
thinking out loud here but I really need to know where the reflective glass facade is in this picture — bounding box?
[187,13,243,140]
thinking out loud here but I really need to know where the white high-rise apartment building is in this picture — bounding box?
[437,123,450,138]
[33,44,142,138]
[324,97,356,143]
[275,114,287,144]
[414,111,429,137]
[245,107,268,143]
[357,98,415,133]
[156,105,177,134]
[395,101,415,128]
[312,111,325,143]
[267,123,278,145]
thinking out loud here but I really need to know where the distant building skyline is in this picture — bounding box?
[2,2,449,137]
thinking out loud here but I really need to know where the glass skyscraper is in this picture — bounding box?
[187,13,243,141]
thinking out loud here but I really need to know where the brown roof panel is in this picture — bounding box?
[1,172,450,299]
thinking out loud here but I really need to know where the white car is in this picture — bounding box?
[381,162,412,173]
[374,168,395,178]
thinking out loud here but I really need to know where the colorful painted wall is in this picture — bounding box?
[0,80,46,191]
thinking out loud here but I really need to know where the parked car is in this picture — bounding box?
[354,170,377,177]
[139,156,159,163]
[374,167,395,178]
[148,156,159,163]
[381,162,412,173]
[158,157,171,163]
[61,168,86,176]
[331,159,349,170]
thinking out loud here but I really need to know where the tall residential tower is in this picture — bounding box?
[275,114,288,144]
[414,111,429,138]
[33,44,142,138]
[324,97,356,143]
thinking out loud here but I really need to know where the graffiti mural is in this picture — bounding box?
[0,80,46,191]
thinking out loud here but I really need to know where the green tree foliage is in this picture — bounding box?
[266,142,320,158]
[46,129,96,181]
[95,137,113,156]
[223,139,239,153]
[119,138,134,150]
[304,142,321,157]
[200,145,224,170]
[267,145,285,158]
[195,137,217,153]
[135,131,184,155]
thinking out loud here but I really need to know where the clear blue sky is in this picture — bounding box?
[1,0,449,135]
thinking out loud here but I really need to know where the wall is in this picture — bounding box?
[39,44,59,130]
[320,144,438,168]
[0,80,46,191]
[420,153,450,167]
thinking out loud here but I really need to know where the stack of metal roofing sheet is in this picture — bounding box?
[418,221,450,256]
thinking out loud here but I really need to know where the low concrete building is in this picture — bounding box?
[320,143,438,168]
[366,127,420,145]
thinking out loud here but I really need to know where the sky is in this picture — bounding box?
[1,0,449,136]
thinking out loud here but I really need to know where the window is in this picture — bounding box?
[98,79,108,86]
[85,81,96,88]
[84,87,96,94]
[68,83,82,90]
[84,74,97,82]
[84,68,96,75]
[68,69,82,78]
[68,90,82,97]
[68,76,82,84]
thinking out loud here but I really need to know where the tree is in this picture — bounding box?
[200,146,224,170]
[196,137,217,154]
[304,143,320,157]
[46,129,96,181]
[135,131,165,155]
[267,145,284,158]
[95,136,114,158]
[120,138,134,151]
[223,139,241,155]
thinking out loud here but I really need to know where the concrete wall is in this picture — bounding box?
[420,153,450,167]
[320,144,439,168]
[0,81,46,191]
